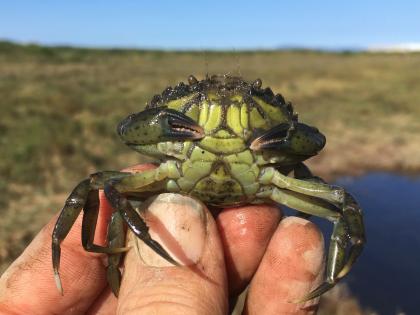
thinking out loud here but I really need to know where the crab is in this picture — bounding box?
[52,74,365,302]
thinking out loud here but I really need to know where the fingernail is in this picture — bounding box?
[133,193,207,267]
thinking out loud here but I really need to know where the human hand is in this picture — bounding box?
[0,164,325,315]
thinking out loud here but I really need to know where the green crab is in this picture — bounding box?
[52,75,365,302]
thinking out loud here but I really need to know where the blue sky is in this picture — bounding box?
[1,1,420,49]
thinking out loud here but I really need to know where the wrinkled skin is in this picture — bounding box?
[52,75,365,302]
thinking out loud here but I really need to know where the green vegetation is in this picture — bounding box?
[1,42,419,313]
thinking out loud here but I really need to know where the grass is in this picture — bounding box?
[1,41,420,313]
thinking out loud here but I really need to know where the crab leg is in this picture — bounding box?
[259,166,344,205]
[104,184,179,266]
[293,162,326,184]
[292,163,326,219]
[52,162,181,295]
[258,177,365,302]
[81,172,132,254]
[98,162,182,273]
[52,171,131,294]
[52,178,90,294]
[106,211,125,296]
[297,191,365,302]
[292,163,365,282]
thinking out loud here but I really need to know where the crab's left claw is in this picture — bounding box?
[250,122,326,158]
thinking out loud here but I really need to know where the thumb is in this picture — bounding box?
[117,193,228,315]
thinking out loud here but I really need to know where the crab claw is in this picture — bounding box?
[250,122,326,157]
[118,107,205,145]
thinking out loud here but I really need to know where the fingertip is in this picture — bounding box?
[118,194,228,315]
[245,216,325,314]
[216,204,282,296]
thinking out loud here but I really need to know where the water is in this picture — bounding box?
[312,173,420,315]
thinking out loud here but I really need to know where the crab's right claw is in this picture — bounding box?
[118,107,204,145]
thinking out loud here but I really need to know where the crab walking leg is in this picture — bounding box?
[104,161,181,266]
[52,171,130,294]
[81,175,131,254]
[292,163,365,282]
[336,192,365,279]
[299,193,365,303]
[260,167,344,205]
[104,185,179,266]
[293,163,326,219]
[293,162,326,184]
[52,179,90,294]
[258,187,365,302]
[106,211,126,297]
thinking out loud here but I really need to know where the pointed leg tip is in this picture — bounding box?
[292,282,336,303]
[161,251,180,266]
[109,282,120,298]
[337,266,351,279]
[54,272,64,295]
[106,266,121,297]
[159,250,179,266]
[146,238,179,266]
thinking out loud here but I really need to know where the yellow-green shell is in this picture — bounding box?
[147,75,295,206]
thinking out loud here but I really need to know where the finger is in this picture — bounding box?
[117,193,228,315]
[0,210,108,314]
[216,205,282,296]
[86,288,118,315]
[0,164,156,314]
[244,217,325,315]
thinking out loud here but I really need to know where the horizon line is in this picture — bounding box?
[2,39,420,53]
